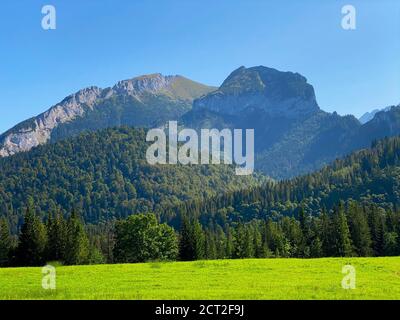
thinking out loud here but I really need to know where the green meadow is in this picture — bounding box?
[0,257,399,300]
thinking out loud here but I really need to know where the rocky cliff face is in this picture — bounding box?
[112,74,176,97]
[0,87,102,157]
[193,66,320,118]
[0,74,214,157]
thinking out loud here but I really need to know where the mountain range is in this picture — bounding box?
[183,66,400,178]
[1,66,399,180]
[359,106,394,124]
[0,74,215,157]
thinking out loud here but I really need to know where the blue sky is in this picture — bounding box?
[0,0,399,134]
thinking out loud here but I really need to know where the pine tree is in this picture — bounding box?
[383,232,398,256]
[367,205,385,256]
[265,219,287,257]
[225,226,234,258]
[178,217,205,261]
[298,207,311,257]
[64,210,89,265]
[233,223,247,258]
[310,237,323,257]
[15,200,48,266]
[332,204,353,257]
[252,226,263,258]
[319,208,333,256]
[215,225,227,259]
[244,226,254,258]
[260,222,272,258]
[192,221,205,260]
[46,212,68,262]
[0,218,12,266]
[179,216,195,261]
[204,231,217,260]
[347,202,372,256]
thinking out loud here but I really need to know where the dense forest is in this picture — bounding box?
[0,199,399,267]
[1,135,400,266]
[0,127,261,233]
[164,135,400,227]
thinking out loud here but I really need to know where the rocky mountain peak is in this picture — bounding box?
[0,85,104,157]
[194,66,320,118]
[61,86,103,107]
[0,73,214,157]
[359,104,400,124]
[112,73,177,96]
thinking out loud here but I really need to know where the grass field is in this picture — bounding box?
[0,257,399,300]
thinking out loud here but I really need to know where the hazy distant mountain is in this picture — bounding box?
[0,74,215,157]
[358,106,394,124]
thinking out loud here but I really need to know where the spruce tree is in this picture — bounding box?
[192,221,205,260]
[46,212,68,262]
[310,237,323,257]
[383,232,398,256]
[319,208,333,256]
[16,200,48,266]
[215,225,227,259]
[225,226,234,259]
[298,207,311,257]
[347,202,372,256]
[0,218,12,266]
[244,226,254,258]
[64,210,89,265]
[179,217,205,261]
[179,216,195,261]
[204,231,217,260]
[367,205,385,256]
[332,204,353,257]
[253,226,263,258]
[233,223,247,258]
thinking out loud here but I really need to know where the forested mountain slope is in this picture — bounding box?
[183,66,400,179]
[0,127,260,232]
[165,135,400,225]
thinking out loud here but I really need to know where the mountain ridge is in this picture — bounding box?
[0,74,215,157]
[193,66,319,118]
[2,66,400,180]
[358,105,396,124]
[183,66,400,178]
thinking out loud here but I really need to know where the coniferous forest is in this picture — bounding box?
[1,129,400,266]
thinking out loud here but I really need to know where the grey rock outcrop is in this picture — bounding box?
[0,86,102,157]
[0,74,213,156]
[193,66,320,118]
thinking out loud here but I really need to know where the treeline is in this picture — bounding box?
[161,135,400,227]
[177,201,400,260]
[1,199,399,267]
[0,198,104,267]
